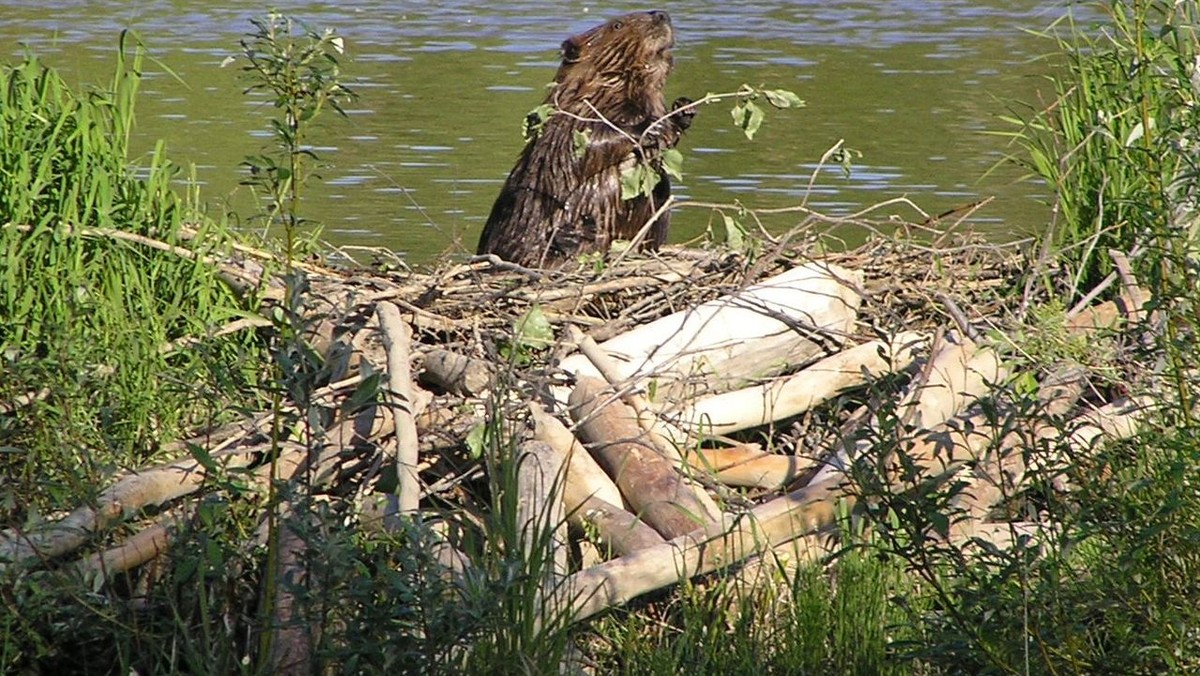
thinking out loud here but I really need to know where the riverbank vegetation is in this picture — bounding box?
[3,2,1200,673]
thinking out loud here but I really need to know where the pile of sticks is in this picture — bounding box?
[0,235,1155,651]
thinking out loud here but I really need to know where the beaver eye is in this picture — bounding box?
[612,20,624,30]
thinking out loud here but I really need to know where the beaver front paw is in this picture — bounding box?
[671,97,697,131]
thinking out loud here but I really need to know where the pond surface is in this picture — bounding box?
[0,1,1077,263]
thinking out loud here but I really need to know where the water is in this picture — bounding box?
[0,1,1074,263]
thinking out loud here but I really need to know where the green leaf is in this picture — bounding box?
[731,100,765,140]
[522,103,555,141]
[763,89,805,109]
[343,371,381,414]
[465,423,487,459]
[662,148,684,181]
[722,213,747,250]
[572,129,590,159]
[620,163,661,200]
[513,304,554,350]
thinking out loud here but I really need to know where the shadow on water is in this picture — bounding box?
[0,0,1075,262]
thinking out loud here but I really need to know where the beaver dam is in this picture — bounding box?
[0,220,1155,663]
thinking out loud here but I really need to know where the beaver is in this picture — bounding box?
[476,10,694,268]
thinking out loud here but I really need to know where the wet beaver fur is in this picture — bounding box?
[476,10,694,267]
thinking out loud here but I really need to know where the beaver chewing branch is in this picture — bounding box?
[475,10,695,268]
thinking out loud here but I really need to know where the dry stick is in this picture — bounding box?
[515,440,569,629]
[159,316,275,355]
[948,274,1149,537]
[376,302,421,516]
[569,377,722,538]
[1108,249,1150,325]
[75,226,263,292]
[0,445,265,571]
[1068,397,1149,451]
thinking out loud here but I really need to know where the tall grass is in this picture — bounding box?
[0,34,270,672]
[0,34,261,515]
[999,0,1200,292]
[586,546,917,675]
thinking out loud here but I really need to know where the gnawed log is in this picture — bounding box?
[670,331,928,436]
[685,446,812,489]
[574,496,666,556]
[566,324,687,464]
[569,377,722,538]
[529,405,624,509]
[558,261,864,405]
[420,349,493,396]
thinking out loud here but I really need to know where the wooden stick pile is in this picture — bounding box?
[0,236,1156,640]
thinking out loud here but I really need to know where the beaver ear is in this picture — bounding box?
[561,37,583,63]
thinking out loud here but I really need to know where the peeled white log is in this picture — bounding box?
[558,261,863,405]
[807,331,1005,486]
[670,331,927,436]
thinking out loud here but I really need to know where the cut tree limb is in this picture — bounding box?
[419,349,493,396]
[569,377,722,538]
[76,510,184,579]
[670,331,928,436]
[685,446,813,489]
[558,261,863,405]
[574,495,666,556]
[529,404,624,509]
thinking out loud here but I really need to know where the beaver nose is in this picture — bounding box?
[649,10,671,25]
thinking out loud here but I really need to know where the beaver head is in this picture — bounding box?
[552,10,675,123]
